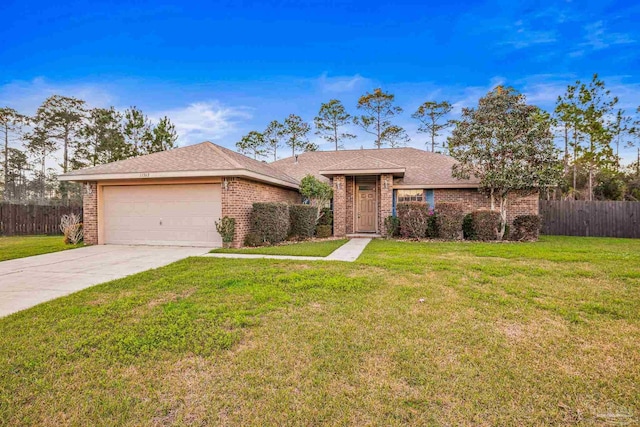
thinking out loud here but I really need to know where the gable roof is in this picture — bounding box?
[271,148,479,188]
[60,142,478,189]
[59,142,299,188]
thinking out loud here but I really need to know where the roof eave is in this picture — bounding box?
[319,167,406,177]
[393,183,480,189]
[59,169,300,189]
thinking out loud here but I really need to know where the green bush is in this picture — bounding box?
[215,216,236,244]
[244,232,264,247]
[470,210,501,241]
[318,208,333,226]
[426,211,439,238]
[315,224,333,238]
[510,215,541,241]
[249,202,290,244]
[462,213,476,240]
[435,202,464,240]
[289,204,317,240]
[397,202,429,239]
[383,215,400,238]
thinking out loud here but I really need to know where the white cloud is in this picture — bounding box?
[583,21,635,50]
[150,101,253,146]
[316,73,371,93]
[0,77,116,115]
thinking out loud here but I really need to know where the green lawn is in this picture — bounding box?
[1,236,639,425]
[211,238,348,257]
[0,235,82,262]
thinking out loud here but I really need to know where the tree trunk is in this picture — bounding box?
[572,127,578,199]
[498,194,508,241]
[563,125,568,176]
[3,124,8,200]
[334,126,338,151]
[376,109,381,149]
[588,136,594,201]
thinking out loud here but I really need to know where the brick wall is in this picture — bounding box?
[221,177,300,247]
[345,176,354,234]
[433,188,538,223]
[333,175,347,237]
[82,181,98,245]
[379,174,393,235]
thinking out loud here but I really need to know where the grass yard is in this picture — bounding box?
[1,236,639,425]
[0,235,82,262]
[211,238,348,257]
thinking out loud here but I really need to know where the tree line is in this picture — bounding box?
[238,76,640,201]
[236,88,455,159]
[0,95,178,205]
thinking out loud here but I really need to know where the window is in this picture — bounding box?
[397,189,424,202]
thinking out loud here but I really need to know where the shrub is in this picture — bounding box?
[397,202,429,239]
[426,210,438,238]
[383,215,400,238]
[462,213,476,240]
[215,216,235,246]
[470,210,501,241]
[289,204,317,240]
[249,202,290,244]
[435,202,464,240]
[510,215,541,241]
[317,208,333,226]
[244,232,264,247]
[60,213,83,244]
[315,224,332,238]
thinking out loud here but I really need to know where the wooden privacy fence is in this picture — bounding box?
[540,200,640,238]
[0,203,83,236]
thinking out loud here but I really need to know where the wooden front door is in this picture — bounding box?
[357,186,376,232]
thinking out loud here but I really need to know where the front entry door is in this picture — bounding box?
[357,187,376,232]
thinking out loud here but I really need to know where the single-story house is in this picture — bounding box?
[60,141,538,247]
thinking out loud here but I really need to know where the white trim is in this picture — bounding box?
[60,168,299,189]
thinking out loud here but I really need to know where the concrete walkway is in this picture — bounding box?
[0,245,208,318]
[203,238,372,263]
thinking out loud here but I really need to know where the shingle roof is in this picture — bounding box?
[61,142,299,186]
[61,142,478,188]
[270,148,479,187]
[319,155,405,173]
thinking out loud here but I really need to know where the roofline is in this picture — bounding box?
[319,167,406,176]
[393,183,480,189]
[59,169,300,189]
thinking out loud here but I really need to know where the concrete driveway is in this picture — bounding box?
[0,245,209,318]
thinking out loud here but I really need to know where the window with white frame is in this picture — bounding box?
[396,189,424,202]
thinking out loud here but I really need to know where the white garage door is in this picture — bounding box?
[103,184,222,247]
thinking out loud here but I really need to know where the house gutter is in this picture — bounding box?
[58,169,300,190]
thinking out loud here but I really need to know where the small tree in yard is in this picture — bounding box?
[299,174,333,222]
[448,86,561,240]
[215,216,236,248]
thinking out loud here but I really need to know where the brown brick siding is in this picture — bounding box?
[82,182,98,245]
[345,176,355,234]
[221,178,300,248]
[379,174,393,235]
[433,188,539,223]
[333,175,347,237]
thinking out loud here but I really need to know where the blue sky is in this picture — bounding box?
[1,0,639,164]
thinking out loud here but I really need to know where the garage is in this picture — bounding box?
[102,183,222,247]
